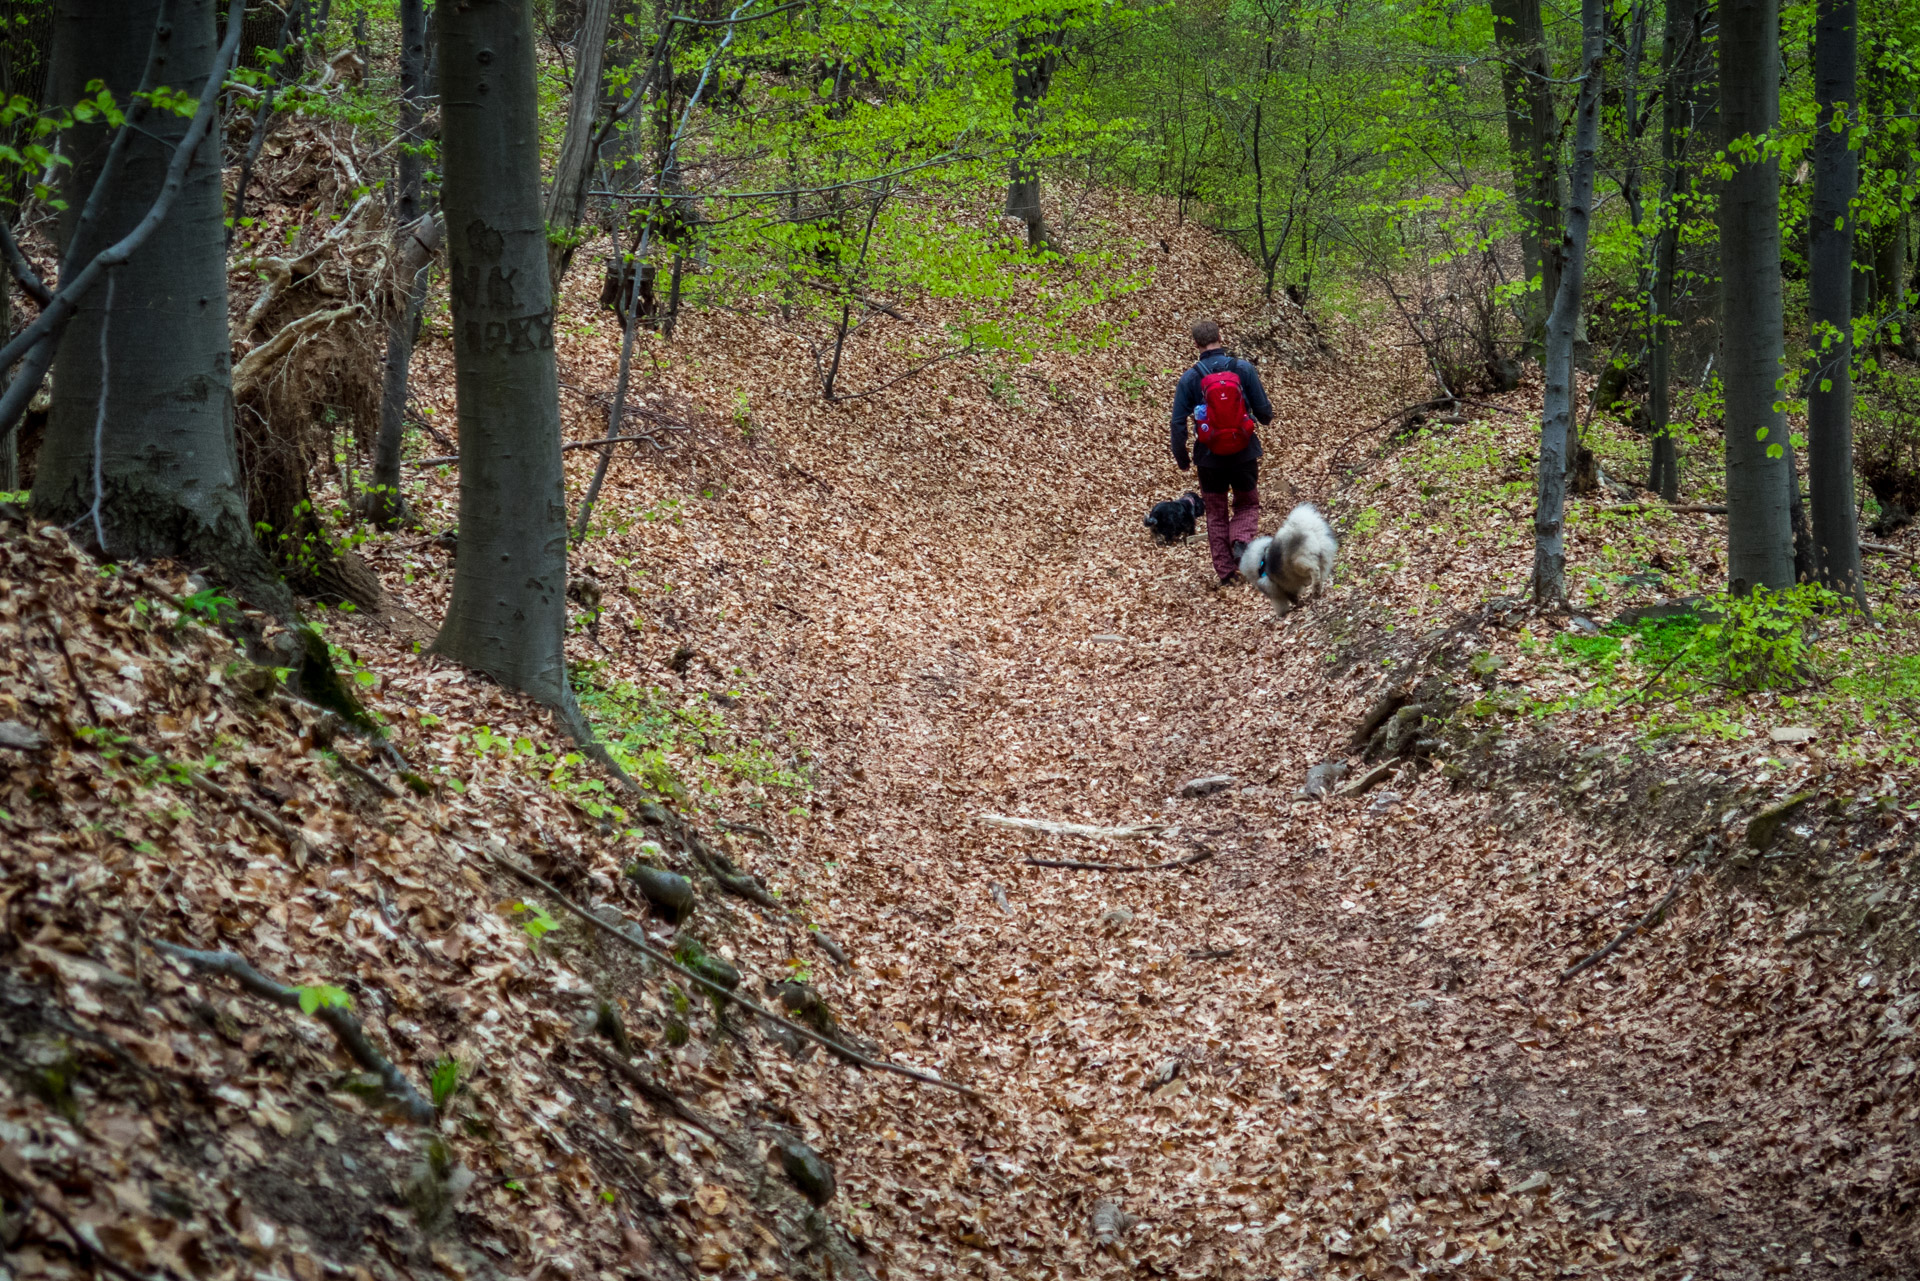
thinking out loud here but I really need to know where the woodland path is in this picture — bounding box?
[701,334,1842,1278]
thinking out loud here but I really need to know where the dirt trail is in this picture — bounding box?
[626,255,1912,1275]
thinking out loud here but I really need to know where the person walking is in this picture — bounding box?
[1168,319,1274,584]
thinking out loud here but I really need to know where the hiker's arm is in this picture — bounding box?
[1168,372,1195,469]
[1240,361,1275,424]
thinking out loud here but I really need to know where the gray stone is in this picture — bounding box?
[627,864,694,923]
[1179,774,1235,798]
[774,1137,836,1206]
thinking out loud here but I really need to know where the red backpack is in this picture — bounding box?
[1196,359,1253,456]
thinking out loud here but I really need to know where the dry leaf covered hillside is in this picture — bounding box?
[5,195,1920,1281]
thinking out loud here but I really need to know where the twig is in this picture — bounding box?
[331,748,401,799]
[772,600,812,621]
[412,433,671,467]
[145,938,437,1123]
[1861,540,1908,556]
[1783,926,1843,945]
[37,612,101,726]
[0,217,52,307]
[486,852,989,1101]
[1186,948,1236,960]
[580,1041,718,1136]
[1024,851,1213,872]
[0,1166,162,1281]
[1557,871,1692,983]
[715,817,776,844]
[0,0,249,443]
[979,814,1167,841]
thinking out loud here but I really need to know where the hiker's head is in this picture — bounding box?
[1190,319,1223,350]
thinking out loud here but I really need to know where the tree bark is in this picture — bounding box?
[1004,22,1061,252]
[1489,0,1562,349]
[366,213,442,530]
[1719,0,1795,594]
[33,0,286,613]
[1808,0,1864,604]
[1531,0,1605,607]
[431,0,577,713]
[395,0,427,226]
[1647,0,1709,500]
[544,0,615,289]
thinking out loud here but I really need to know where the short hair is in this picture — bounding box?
[1190,319,1221,347]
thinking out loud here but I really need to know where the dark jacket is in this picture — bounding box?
[1169,350,1273,470]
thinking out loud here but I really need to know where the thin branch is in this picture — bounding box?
[1024,851,1213,872]
[0,0,249,443]
[0,218,52,308]
[1557,870,1693,983]
[488,852,990,1102]
[979,814,1166,840]
[146,938,437,1122]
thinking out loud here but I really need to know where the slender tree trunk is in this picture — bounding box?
[1648,0,1708,500]
[544,0,614,289]
[1719,0,1795,594]
[1004,23,1061,251]
[366,0,434,532]
[1490,0,1562,349]
[1532,0,1605,607]
[395,0,426,226]
[367,214,442,529]
[33,0,286,612]
[432,0,577,713]
[1808,0,1864,604]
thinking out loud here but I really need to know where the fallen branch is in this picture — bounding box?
[486,853,989,1101]
[1862,540,1909,556]
[1604,502,1728,515]
[145,938,436,1123]
[410,433,670,467]
[1024,851,1213,872]
[979,814,1167,841]
[1557,871,1692,983]
[0,1165,158,1281]
[580,1041,719,1136]
[231,303,366,399]
[1784,926,1844,945]
[1336,761,1398,798]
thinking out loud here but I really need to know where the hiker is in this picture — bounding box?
[1168,319,1274,585]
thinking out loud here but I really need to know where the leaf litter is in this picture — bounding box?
[3,188,1919,1281]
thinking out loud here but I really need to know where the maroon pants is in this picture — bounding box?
[1199,462,1261,580]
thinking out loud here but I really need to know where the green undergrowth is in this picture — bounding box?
[1468,587,1920,767]
[432,664,813,824]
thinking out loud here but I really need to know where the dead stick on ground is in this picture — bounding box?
[1557,872,1692,983]
[486,853,990,1102]
[1024,851,1214,872]
[0,1167,161,1281]
[579,1041,719,1137]
[145,938,437,1122]
[980,814,1166,840]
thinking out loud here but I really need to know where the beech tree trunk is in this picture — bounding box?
[1004,24,1061,252]
[33,0,286,612]
[1808,0,1864,604]
[1718,0,1794,594]
[431,0,577,713]
[1531,0,1604,607]
[367,213,442,529]
[545,0,615,289]
[1490,0,1562,348]
[1647,0,1708,500]
[366,0,433,532]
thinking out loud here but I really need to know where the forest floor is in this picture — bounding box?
[5,189,1920,1281]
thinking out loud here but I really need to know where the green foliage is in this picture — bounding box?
[508,901,559,948]
[429,1055,463,1111]
[295,983,353,1016]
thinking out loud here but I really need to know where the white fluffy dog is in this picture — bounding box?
[1238,504,1337,615]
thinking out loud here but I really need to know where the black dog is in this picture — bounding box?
[1144,491,1204,543]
